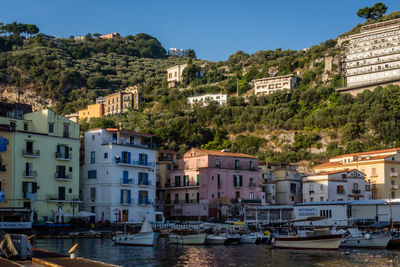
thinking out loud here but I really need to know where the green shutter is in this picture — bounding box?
[197,174,199,185]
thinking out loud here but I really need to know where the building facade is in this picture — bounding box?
[338,18,400,94]
[100,32,121,39]
[165,148,265,220]
[156,150,179,212]
[166,64,188,88]
[303,169,371,203]
[78,104,104,122]
[259,163,302,205]
[314,148,400,200]
[104,91,134,116]
[0,109,80,222]
[168,48,188,57]
[124,86,142,110]
[187,93,227,106]
[253,75,298,95]
[81,128,157,223]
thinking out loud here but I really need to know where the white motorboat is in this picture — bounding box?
[206,234,227,245]
[112,220,155,246]
[169,233,206,245]
[273,228,343,250]
[340,228,391,249]
[240,234,258,244]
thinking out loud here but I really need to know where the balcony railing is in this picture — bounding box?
[352,189,361,194]
[55,173,71,180]
[0,165,6,172]
[23,170,37,178]
[116,159,155,167]
[121,177,135,185]
[391,172,398,177]
[391,185,398,190]
[243,199,262,204]
[165,183,199,188]
[337,190,346,194]
[22,149,40,157]
[171,199,199,204]
[249,183,256,188]
[46,194,80,202]
[138,179,152,186]
[55,152,71,160]
[105,141,156,150]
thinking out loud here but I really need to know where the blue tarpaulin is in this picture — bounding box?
[0,136,9,152]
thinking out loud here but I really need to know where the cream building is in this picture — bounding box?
[303,169,371,203]
[259,163,302,205]
[253,75,298,95]
[188,93,227,106]
[338,18,400,94]
[166,64,188,88]
[314,148,400,200]
[0,109,80,222]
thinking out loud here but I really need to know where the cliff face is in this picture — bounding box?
[0,85,55,111]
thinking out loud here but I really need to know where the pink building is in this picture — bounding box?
[165,148,265,220]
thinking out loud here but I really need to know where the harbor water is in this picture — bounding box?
[33,237,400,267]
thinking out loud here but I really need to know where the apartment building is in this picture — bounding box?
[338,18,400,95]
[168,48,188,57]
[104,91,134,116]
[187,93,227,107]
[166,64,188,88]
[78,103,104,122]
[0,109,80,222]
[124,86,142,110]
[303,169,371,203]
[81,128,156,223]
[259,163,302,205]
[165,148,265,220]
[253,75,298,95]
[100,32,121,39]
[156,150,179,208]
[314,148,400,200]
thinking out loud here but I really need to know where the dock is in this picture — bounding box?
[31,247,119,267]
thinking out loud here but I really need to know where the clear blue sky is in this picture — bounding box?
[2,0,400,61]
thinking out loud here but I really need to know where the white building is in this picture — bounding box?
[168,48,188,57]
[303,169,371,203]
[167,64,188,88]
[253,75,298,95]
[187,93,227,107]
[294,199,400,227]
[338,18,400,94]
[81,128,157,223]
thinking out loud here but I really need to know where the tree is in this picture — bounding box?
[187,49,196,59]
[357,2,387,21]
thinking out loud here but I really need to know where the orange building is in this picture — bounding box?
[78,103,104,122]
[100,32,121,39]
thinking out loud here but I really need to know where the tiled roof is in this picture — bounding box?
[330,148,400,159]
[186,148,256,159]
[315,154,395,169]
[314,161,342,168]
[307,169,361,177]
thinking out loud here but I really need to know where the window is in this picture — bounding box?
[25,162,33,176]
[24,123,28,131]
[48,123,54,133]
[212,176,214,181]
[88,170,97,179]
[249,192,254,200]
[249,161,254,170]
[211,194,214,199]
[372,167,377,176]
[217,174,221,185]
[56,166,66,178]
[186,193,189,203]
[233,175,243,187]
[196,159,201,168]
[90,187,96,199]
[104,153,108,159]
[68,188,72,193]
[90,151,95,164]
[372,192,377,199]
[337,185,344,194]
[197,192,199,203]
[353,183,359,189]
[63,124,69,138]
[174,194,179,203]
[218,192,220,198]
[69,167,72,172]
[320,184,323,190]
[175,176,181,187]
[235,160,240,170]
[290,183,296,194]
[249,178,254,187]
[22,182,37,198]
[167,164,171,170]
[216,159,220,167]
[120,189,131,204]
[310,197,313,202]
[392,191,396,199]
[365,184,370,191]
[197,174,200,185]
[92,135,95,141]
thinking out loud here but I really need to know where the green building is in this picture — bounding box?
[0,109,80,222]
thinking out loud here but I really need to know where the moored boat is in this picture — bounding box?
[206,234,227,245]
[112,220,155,246]
[169,232,206,245]
[340,228,391,249]
[240,234,258,244]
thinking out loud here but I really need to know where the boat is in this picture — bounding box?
[225,233,241,245]
[206,234,227,245]
[340,228,391,249]
[387,234,400,249]
[240,233,258,244]
[112,220,155,246]
[273,228,343,250]
[169,232,206,245]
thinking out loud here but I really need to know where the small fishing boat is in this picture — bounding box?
[225,233,241,245]
[240,233,258,244]
[340,228,391,249]
[112,220,154,246]
[206,234,227,245]
[169,231,206,245]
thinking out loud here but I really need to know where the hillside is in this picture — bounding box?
[2,12,400,170]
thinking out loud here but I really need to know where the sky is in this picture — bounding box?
[2,0,400,61]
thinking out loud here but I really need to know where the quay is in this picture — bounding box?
[29,247,119,267]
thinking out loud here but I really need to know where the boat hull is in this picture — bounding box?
[340,233,391,249]
[169,233,206,245]
[240,235,258,244]
[112,232,154,246]
[206,235,227,245]
[273,234,343,250]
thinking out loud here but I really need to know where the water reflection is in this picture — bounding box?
[33,238,400,267]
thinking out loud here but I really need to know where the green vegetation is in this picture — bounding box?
[357,2,388,21]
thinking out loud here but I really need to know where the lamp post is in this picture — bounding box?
[70,199,79,219]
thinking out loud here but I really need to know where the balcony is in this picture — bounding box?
[165,183,199,189]
[391,185,398,190]
[46,194,80,202]
[249,182,256,188]
[309,190,314,194]
[243,199,262,204]
[352,189,361,194]
[55,152,71,161]
[23,170,37,178]
[337,190,346,194]
[22,149,40,158]
[390,172,398,177]
[120,177,135,186]
[171,199,199,204]
[116,159,155,168]
[0,165,6,172]
[105,140,156,150]
[138,179,152,186]
[55,173,71,181]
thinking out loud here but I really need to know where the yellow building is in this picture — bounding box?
[78,103,104,122]
[0,109,80,222]
[314,148,400,200]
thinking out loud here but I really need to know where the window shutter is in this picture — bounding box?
[145,173,149,183]
[197,174,199,185]
[138,172,142,184]
[239,176,243,187]
[127,152,131,163]
[32,182,37,193]
[233,176,236,187]
[128,190,131,204]
[144,154,148,164]
[123,171,129,183]
[138,191,142,203]
[120,190,123,204]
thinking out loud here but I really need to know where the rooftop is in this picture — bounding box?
[185,148,256,159]
[330,148,400,159]
[86,128,154,137]
[306,169,359,177]
[295,199,400,206]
